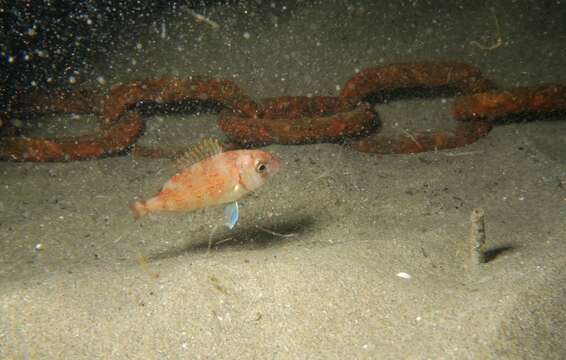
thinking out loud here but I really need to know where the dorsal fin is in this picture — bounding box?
[176,138,224,170]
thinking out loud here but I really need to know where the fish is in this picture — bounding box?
[130,138,281,228]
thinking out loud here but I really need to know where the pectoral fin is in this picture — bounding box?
[224,201,239,229]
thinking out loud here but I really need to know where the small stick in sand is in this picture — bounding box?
[256,225,296,238]
[469,208,487,265]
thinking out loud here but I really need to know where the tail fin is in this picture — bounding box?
[130,201,149,220]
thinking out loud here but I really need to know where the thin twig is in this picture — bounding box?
[182,7,220,30]
[444,150,484,157]
[207,224,220,254]
[314,145,343,180]
[215,237,234,246]
[401,128,423,150]
[470,7,503,51]
[256,225,296,238]
[136,253,160,279]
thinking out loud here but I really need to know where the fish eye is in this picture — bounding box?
[255,161,267,173]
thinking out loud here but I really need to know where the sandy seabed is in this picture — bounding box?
[1,1,566,359]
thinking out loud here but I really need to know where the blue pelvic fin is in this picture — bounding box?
[224,201,239,229]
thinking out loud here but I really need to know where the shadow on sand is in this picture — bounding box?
[484,244,516,263]
[147,214,317,261]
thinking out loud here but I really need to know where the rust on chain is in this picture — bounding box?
[340,62,500,154]
[101,76,258,124]
[452,84,566,121]
[339,61,494,106]
[1,61,566,161]
[218,96,378,146]
[0,111,142,161]
[343,61,495,154]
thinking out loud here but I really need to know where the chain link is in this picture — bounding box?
[1,61,565,161]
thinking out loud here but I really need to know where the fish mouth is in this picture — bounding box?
[269,155,282,176]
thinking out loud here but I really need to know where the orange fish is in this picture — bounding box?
[131,138,281,228]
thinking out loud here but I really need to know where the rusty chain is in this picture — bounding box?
[1,61,565,161]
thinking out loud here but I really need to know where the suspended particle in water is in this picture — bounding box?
[161,22,166,39]
[35,49,48,58]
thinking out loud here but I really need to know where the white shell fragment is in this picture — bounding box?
[396,272,412,279]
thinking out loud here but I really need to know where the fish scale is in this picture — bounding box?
[131,138,281,228]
